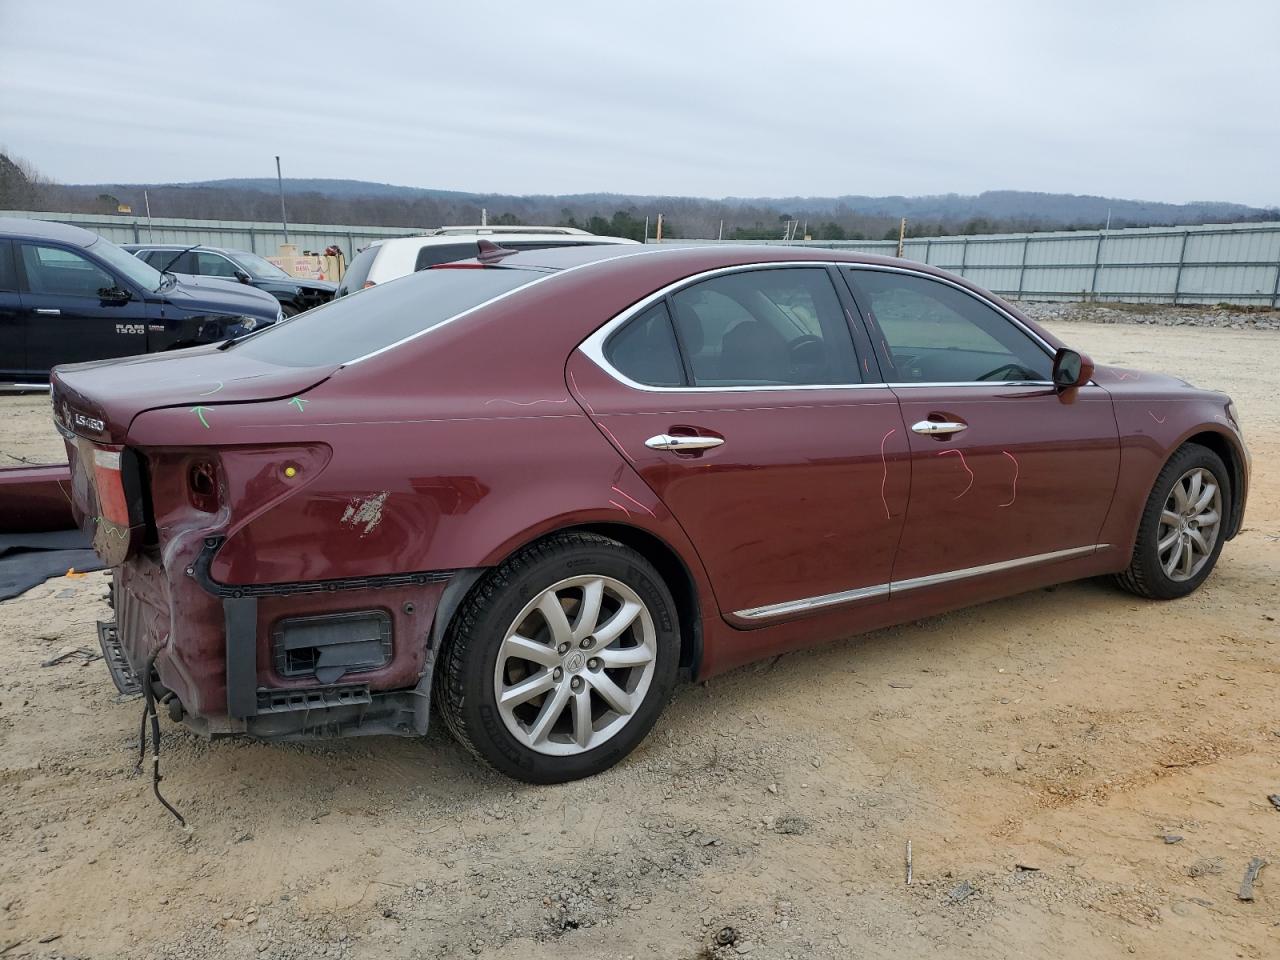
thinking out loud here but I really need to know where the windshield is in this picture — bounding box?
[230,250,292,280]
[89,236,165,291]
[230,266,544,366]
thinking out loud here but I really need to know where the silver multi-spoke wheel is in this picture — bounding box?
[1157,467,1222,582]
[494,575,657,756]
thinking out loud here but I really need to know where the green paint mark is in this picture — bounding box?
[287,397,308,412]
[191,405,212,429]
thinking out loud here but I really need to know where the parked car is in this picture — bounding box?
[333,230,638,297]
[123,244,335,316]
[0,218,281,382]
[53,244,1249,785]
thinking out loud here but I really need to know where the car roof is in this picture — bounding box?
[122,243,236,255]
[0,217,100,247]
[374,233,635,251]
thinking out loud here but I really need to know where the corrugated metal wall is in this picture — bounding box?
[5,209,1279,305]
[0,210,423,260]
[657,221,1280,306]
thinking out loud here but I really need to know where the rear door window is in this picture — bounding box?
[146,249,195,274]
[231,266,543,366]
[668,268,861,386]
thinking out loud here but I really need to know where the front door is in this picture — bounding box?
[17,241,149,372]
[570,265,911,622]
[841,266,1120,587]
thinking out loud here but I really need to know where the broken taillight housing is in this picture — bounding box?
[187,459,220,513]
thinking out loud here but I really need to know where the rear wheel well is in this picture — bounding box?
[467,523,702,679]
[1182,431,1243,537]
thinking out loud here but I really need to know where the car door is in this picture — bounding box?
[17,241,149,370]
[840,266,1120,589]
[568,264,911,623]
[0,240,24,378]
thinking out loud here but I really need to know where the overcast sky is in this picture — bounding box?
[1,0,1276,206]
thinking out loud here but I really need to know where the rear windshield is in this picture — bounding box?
[230,266,542,366]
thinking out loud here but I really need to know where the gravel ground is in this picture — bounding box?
[1,309,1277,960]
[1015,299,1280,332]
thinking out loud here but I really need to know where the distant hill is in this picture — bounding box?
[8,158,1278,242]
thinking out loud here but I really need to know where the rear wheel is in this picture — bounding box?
[435,532,679,783]
[1115,443,1230,599]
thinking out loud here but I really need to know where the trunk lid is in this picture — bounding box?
[51,347,337,564]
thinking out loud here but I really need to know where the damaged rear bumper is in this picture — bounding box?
[106,537,482,741]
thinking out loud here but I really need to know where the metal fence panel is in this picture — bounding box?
[5,209,1279,306]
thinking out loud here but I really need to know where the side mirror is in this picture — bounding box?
[1052,347,1094,390]
[234,269,251,284]
[99,286,132,305]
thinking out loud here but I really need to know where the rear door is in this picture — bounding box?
[841,266,1119,588]
[0,240,23,378]
[569,264,911,623]
[16,241,149,370]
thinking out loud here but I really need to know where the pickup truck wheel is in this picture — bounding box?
[1115,443,1230,600]
[435,532,679,783]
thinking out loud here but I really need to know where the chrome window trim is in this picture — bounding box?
[578,260,1059,394]
[731,544,1106,621]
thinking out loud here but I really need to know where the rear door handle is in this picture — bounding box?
[645,434,725,451]
[34,308,61,316]
[911,420,967,436]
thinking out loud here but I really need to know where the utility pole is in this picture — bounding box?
[144,189,154,241]
[275,155,289,244]
[655,213,664,243]
[718,219,724,241]
[643,216,649,244]
[481,207,488,227]
[896,218,907,258]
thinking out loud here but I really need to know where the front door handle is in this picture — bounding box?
[911,419,967,436]
[34,308,61,316]
[645,434,725,452]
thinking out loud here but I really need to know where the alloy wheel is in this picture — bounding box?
[1157,467,1222,582]
[493,575,657,756]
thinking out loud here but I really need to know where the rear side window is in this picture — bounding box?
[337,246,379,294]
[668,268,861,387]
[605,302,685,387]
[231,267,542,367]
[146,249,194,273]
[414,243,478,271]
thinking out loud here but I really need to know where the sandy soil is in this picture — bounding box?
[1,319,1277,960]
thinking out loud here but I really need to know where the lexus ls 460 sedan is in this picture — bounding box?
[52,244,1249,783]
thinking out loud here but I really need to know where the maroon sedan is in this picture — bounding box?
[52,245,1249,784]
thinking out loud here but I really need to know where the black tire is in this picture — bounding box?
[1114,443,1230,600]
[434,532,680,783]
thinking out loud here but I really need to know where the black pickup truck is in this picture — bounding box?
[0,218,282,382]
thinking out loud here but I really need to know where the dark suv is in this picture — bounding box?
[0,218,282,381]
[124,244,335,316]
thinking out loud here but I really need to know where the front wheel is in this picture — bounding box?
[435,532,680,783]
[1115,443,1230,599]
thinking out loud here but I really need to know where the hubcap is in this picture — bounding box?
[1158,467,1222,582]
[493,575,657,756]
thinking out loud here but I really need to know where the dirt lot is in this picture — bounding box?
[1,316,1277,960]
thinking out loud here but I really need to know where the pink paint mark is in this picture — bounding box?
[611,485,656,518]
[484,398,569,407]
[1114,369,1141,382]
[863,357,870,374]
[936,448,974,500]
[608,499,631,517]
[998,450,1019,508]
[1147,410,1166,424]
[568,371,595,415]
[596,421,633,462]
[878,427,896,520]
